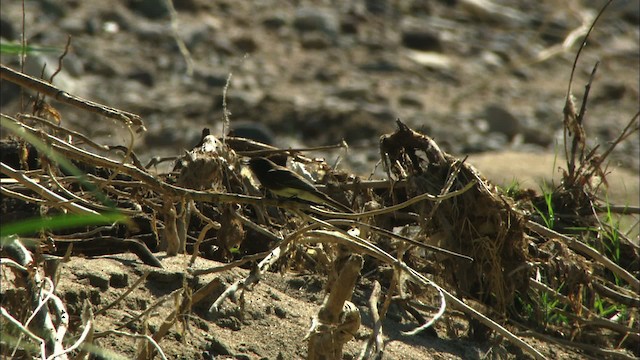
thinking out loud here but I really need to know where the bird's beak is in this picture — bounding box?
[240,158,251,165]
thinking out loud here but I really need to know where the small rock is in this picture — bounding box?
[592,82,627,104]
[228,121,275,145]
[109,272,129,288]
[273,306,287,318]
[216,316,242,331]
[86,272,110,291]
[147,268,185,289]
[401,29,443,51]
[293,7,339,37]
[128,0,169,19]
[59,17,86,35]
[332,86,372,102]
[233,35,258,53]
[365,0,389,15]
[483,104,522,140]
[359,59,400,72]
[522,126,553,147]
[208,337,232,356]
[398,94,423,108]
[300,32,332,49]
[263,14,287,29]
[340,16,358,34]
[127,68,154,87]
[212,36,236,55]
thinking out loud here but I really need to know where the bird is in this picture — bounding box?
[248,157,353,213]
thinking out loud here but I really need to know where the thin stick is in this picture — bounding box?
[0,65,145,131]
[95,271,151,316]
[527,220,640,290]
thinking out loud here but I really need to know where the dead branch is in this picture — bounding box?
[0,64,145,132]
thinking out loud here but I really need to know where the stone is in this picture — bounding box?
[483,104,522,140]
[401,29,443,52]
[293,7,339,37]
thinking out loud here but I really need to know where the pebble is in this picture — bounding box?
[129,0,169,19]
[293,7,339,36]
[483,104,522,140]
[300,32,332,49]
[401,29,443,52]
[263,13,287,29]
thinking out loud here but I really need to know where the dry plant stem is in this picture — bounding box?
[45,304,92,360]
[358,281,384,360]
[529,278,590,315]
[145,155,179,169]
[44,165,110,213]
[72,302,94,360]
[424,158,466,221]
[0,257,29,272]
[17,114,110,152]
[0,64,145,132]
[308,254,363,360]
[567,61,599,178]
[562,0,613,177]
[137,278,224,360]
[0,307,46,353]
[5,239,60,359]
[136,289,185,360]
[3,114,292,206]
[162,202,180,255]
[207,212,544,360]
[188,221,217,265]
[534,5,595,63]
[48,35,71,84]
[309,179,477,219]
[527,220,640,291]
[115,288,183,331]
[596,204,640,215]
[235,211,283,242]
[519,329,637,360]
[8,113,472,216]
[48,291,70,360]
[592,111,640,171]
[85,174,145,189]
[0,185,45,204]
[190,251,268,276]
[188,202,221,265]
[164,0,194,76]
[593,280,640,307]
[208,264,264,315]
[326,219,473,261]
[530,279,638,340]
[209,221,327,314]
[301,227,545,359]
[1,162,99,215]
[95,271,151,316]
[238,142,348,157]
[563,0,612,101]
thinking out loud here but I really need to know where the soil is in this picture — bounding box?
[1,0,638,359]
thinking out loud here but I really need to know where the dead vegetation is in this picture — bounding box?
[1,2,639,359]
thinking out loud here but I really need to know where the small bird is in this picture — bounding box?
[248,157,353,213]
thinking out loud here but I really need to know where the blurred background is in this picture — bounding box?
[1,0,638,196]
